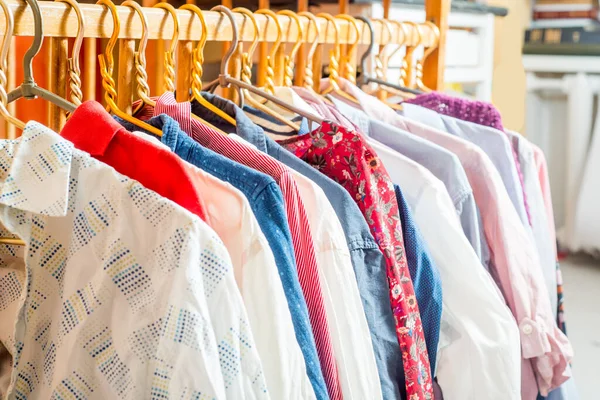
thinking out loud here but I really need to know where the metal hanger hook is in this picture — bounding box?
[210,5,239,86]
[21,0,44,87]
[356,16,375,86]
[0,0,13,71]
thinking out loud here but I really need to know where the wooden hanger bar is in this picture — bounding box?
[2,0,437,47]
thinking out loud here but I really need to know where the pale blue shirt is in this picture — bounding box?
[402,103,531,228]
[331,97,490,269]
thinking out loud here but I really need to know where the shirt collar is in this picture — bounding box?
[190,92,269,152]
[60,100,126,156]
[0,121,74,216]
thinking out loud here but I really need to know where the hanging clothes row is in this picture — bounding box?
[0,1,576,400]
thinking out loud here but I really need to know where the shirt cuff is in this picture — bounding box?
[518,317,551,359]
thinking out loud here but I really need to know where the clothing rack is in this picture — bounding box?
[2,0,449,137]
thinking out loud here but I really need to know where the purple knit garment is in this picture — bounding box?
[406,92,505,131]
[406,92,533,226]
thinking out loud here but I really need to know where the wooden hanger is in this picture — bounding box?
[97,0,162,137]
[234,7,300,132]
[7,0,76,113]
[56,0,84,106]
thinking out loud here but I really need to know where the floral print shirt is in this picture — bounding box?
[279,121,434,400]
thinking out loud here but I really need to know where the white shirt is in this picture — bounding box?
[369,138,522,400]
[136,131,315,400]
[289,170,383,400]
[0,122,269,399]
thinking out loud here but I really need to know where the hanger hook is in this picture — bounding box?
[421,21,439,60]
[277,10,303,87]
[180,4,208,100]
[298,12,320,90]
[387,20,406,61]
[0,0,13,74]
[335,14,360,83]
[255,9,283,61]
[122,0,151,107]
[255,9,281,95]
[153,2,179,93]
[232,7,258,88]
[356,16,375,86]
[55,0,85,105]
[211,5,238,87]
[0,0,24,130]
[96,0,119,110]
[233,8,259,61]
[21,0,44,86]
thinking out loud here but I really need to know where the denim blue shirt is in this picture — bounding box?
[330,97,491,271]
[394,184,443,374]
[241,104,404,400]
[116,114,329,400]
[402,103,530,229]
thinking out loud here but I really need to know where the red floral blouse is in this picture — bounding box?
[279,121,434,400]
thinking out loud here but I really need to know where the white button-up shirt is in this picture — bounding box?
[369,139,522,400]
[0,122,269,399]
[289,169,382,400]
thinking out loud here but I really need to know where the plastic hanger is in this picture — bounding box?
[356,16,422,96]
[0,0,26,131]
[7,0,76,112]
[335,14,360,84]
[0,0,26,246]
[298,11,321,91]
[206,6,324,127]
[415,21,439,92]
[401,21,420,89]
[56,0,84,106]
[277,10,303,88]
[97,0,162,137]
[178,3,237,130]
[153,2,179,94]
[122,0,154,115]
[378,20,417,105]
[318,13,361,106]
[254,9,281,97]
[232,8,300,132]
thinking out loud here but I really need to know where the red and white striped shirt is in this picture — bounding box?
[136,92,343,400]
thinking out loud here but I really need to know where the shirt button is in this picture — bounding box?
[522,324,533,335]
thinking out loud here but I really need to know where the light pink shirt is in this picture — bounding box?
[328,78,573,399]
[532,144,559,257]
